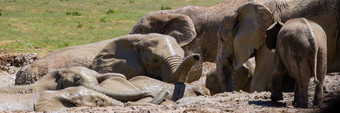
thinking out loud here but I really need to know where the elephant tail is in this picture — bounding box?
[301,18,319,84]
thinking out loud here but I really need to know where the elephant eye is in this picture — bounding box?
[227,57,233,65]
[153,59,158,64]
[74,76,81,82]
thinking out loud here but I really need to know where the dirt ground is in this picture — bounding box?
[0,55,339,113]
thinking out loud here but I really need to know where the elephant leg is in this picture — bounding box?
[271,55,286,101]
[292,59,311,108]
[293,74,309,108]
[313,52,326,106]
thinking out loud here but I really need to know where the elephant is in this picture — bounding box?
[0,66,154,102]
[128,76,210,101]
[206,58,255,95]
[90,33,200,83]
[129,0,263,82]
[0,86,124,112]
[217,0,339,92]
[16,33,199,85]
[266,18,327,108]
[15,38,115,85]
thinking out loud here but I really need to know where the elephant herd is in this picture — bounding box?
[0,0,339,111]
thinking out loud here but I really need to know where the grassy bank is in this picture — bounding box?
[0,0,223,56]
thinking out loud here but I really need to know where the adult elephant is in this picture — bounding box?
[0,86,124,112]
[129,0,264,82]
[217,0,340,92]
[90,33,200,83]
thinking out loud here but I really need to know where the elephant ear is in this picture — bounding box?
[130,12,196,47]
[231,2,274,70]
[265,21,284,50]
[90,35,145,79]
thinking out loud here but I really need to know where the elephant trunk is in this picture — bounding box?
[165,54,200,83]
[82,82,154,102]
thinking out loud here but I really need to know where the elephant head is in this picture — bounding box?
[90,33,200,83]
[130,12,197,47]
[265,21,284,50]
[0,86,124,112]
[0,66,153,102]
[217,2,274,92]
[220,2,274,70]
[34,86,124,112]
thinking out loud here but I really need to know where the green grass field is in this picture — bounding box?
[0,0,223,56]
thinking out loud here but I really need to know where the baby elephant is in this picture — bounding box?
[0,86,124,112]
[266,18,327,108]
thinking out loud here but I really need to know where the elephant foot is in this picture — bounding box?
[313,100,324,108]
[270,92,283,101]
[293,102,308,108]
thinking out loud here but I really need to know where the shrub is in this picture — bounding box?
[106,9,115,14]
[72,11,81,16]
[66,11,71,15]
[161,5,172,10]
[66,11,81,16]
[100,17,108,22]
[77,23,83,28]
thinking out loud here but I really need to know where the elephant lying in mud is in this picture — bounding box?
[0,86,124,112]
[217,0,339,92]
[128,76,210,101]
[90,33,200,83]
[15,38,115,85]
[16,33,200,85]
[266,18,327,108]
[0,67,154,102]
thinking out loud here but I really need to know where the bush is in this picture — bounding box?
[129,0,134,3]
[66,11,81,16]
[72,11,81,16]
[66,11,71,15]
[0,9,2,16]
[100,17,108,22]
[77,23,83,28]
[160,5,172,10]
[106,9,115,14]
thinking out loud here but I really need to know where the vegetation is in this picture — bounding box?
[0,0,223,56]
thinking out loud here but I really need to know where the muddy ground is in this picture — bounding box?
[0,54,339,113]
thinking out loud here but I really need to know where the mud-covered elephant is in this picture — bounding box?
[128,76,210,101]
[15,38,115,85]
[16,33,199,84]
[0,86,123,112]
[206,58,255,95]
[129,0,262,82]
[130,0,258,62]
[0,66,154,102]
[90,33,200,83]
[217,0,339,92]
[266,18,327,108]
